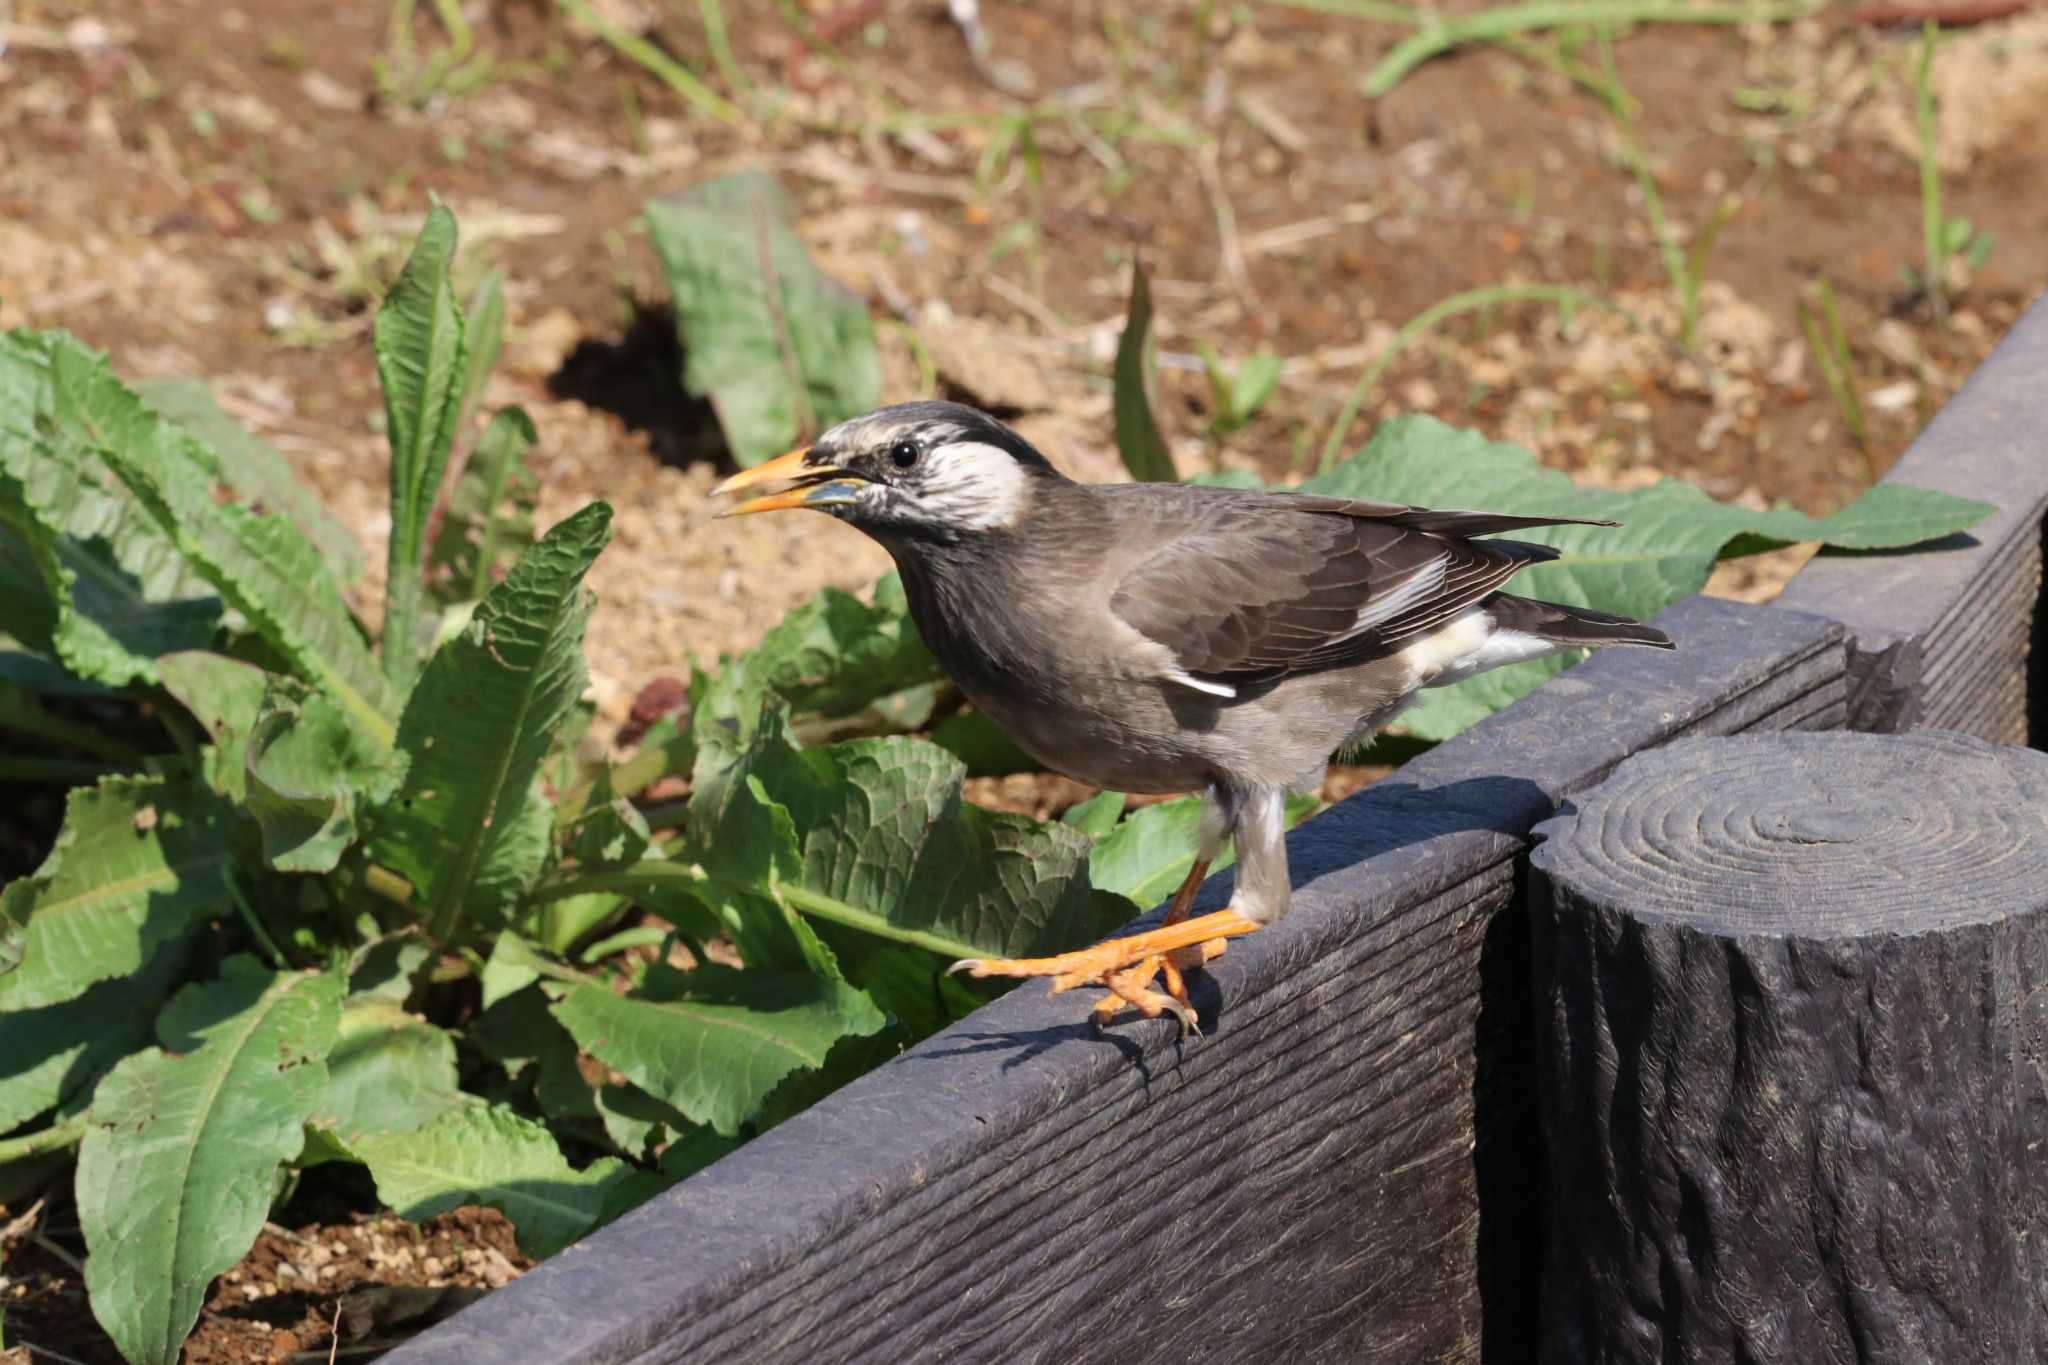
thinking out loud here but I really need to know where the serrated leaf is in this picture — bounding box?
[345,935,431,1004]
[551,958,884,1137]
[0,776,234,1011]
[34,332,395,745]
[155,651,269,802]
[1111,262,1176,483]
[373,503,611,937]
[1060,790,1126,838]
[683,705,1139,962]
[426,405,537,607]
[352,1103,631,1259]
[308,999,462,1148]
[376,200,470,696]
[134,377,364,589]
[246,676,396,874]
[77,958,341,1365]
[1305,416,1994,738]
[0,334,223,686]
[645,172,880,466]
[0,933,194,1138]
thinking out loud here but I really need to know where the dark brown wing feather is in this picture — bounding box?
[1107,491,1610,688]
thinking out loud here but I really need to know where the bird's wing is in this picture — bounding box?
[1107,494,1606,692]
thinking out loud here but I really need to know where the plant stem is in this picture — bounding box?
[559,0,741,124]
[534,861,988,962]
[225,872,289,970]
[694,0,752,97]
[0,1118,86,1166]
[1319,284,1636,471]
[1359,0,1817,98]
[1914,19,1947,327]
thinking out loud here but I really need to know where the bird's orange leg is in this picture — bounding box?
[949,859,1255,1032]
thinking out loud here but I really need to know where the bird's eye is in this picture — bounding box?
[888,440,920,470]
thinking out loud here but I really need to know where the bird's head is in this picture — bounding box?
[710,401,1060,540]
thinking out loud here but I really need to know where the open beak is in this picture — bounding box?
[710,446,864,518]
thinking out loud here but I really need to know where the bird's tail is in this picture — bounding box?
[1488,593,1675,650]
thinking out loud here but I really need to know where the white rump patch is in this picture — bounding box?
[915,441,1034,530]
[1400,609,1566,689]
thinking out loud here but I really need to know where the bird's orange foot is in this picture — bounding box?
[948,908,1257,1035]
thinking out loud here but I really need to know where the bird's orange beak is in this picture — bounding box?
[709,446,862,517]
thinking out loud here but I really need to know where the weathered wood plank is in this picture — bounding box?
[1777,293,2048,741]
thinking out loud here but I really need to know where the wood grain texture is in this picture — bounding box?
[387,598,1845,1365]
[1531,730,2048,1365]
[1778,292,2048,744]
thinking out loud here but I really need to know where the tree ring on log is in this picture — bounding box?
[1533,728,2048,935]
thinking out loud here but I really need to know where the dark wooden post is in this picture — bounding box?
[1530,730,2048,1365]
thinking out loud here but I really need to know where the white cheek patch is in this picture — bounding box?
[913,441,1033,530]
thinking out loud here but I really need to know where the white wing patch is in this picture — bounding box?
[1162,667,1237,699]
[1344,557,1446,638]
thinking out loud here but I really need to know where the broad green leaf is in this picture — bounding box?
[352,1102,631,1259]
[645,172,880,466]
[560,770,651,868]
[551,958,885,1136]
[376,200,470,696]
[77,958,341,1365]
[345,935,431,1003]
[681,705,1139,962]
[1111,263,1176,483]
[135,376,364,589]
[373,503,611,937]
[308,999,462,1149]
[0,932,194,1138]
[0,776,234,1011]
[0,334,223,686]
[1306,416,1995,738]
[155,651,269,801]
[1060,790,1126,838]
[36,334,395,746]
[246,677,396,873]
[426,405,537,607]
[1086,792,1319,909]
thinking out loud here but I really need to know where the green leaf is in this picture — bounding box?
[352,1103,631,1259]
[0,334,223,686]
[134,377,364,590]
[457,269,507,431]
[155,652,269,802]
[35,333,395,746]
[426,405,538,607]
[376,200,470,697]
[1231,352,1283,425]
[76,958,341,1365]
[308,999,462,1150]
[645,172,881,466]
[551,958,884,1137]
[1060,790,1126,839]
[1086,792,1318,909]
[372,503,612,938]
[0,776,234,1011]
[246,676,397,874]
[1305,416,1994,739]
[0,932,194,1138]
[1111,262,1176,483]
[683,705,1139,962]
